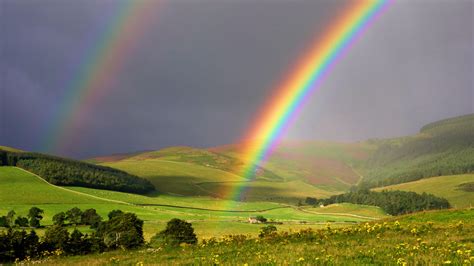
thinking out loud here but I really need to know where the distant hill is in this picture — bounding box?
[212,140,374,191]
[83,113,474,203]
[361,113,474,187]
[97,142,372,203]
[0,149,155,194]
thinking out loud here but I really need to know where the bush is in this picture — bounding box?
[259,225,277,238]
[97,212,144,249]
[256,215,267,223]
[151,218,197,247]
[43,225,70,251]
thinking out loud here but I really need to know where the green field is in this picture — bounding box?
[0,167,386,240]
[37,209,474,265]
[375,174,474,209]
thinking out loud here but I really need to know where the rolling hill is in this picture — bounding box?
[95,114,473,204]
[98,142,373,203]
[361,114,474,187]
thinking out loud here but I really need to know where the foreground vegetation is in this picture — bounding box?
[29,209,474,265]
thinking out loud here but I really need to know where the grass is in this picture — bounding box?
[374,174,474,209]
[102,156,342,203]
[32,209,474,265]
[0,167,383,241]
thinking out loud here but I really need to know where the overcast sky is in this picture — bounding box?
[0,0,472,158]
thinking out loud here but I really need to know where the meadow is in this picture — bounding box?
[0,167,384,240]
[33,209,474,265]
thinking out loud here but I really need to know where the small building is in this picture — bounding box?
[248,217,259,224]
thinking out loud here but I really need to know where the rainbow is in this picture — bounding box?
[226,0,391,202]
[41,0,160,155]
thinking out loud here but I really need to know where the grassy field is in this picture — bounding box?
[99,141,374,203]
[375,174,474,209]
[102,157,343,203]
[0,167,385,240]
[35,209,474,265]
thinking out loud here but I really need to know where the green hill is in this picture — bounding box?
[212,141,374,191]
[374,174,474,209]
[362,114,474,187]
[100,142,373,203]
[0,150,155,194]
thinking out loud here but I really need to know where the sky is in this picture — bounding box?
[0,0,472,159]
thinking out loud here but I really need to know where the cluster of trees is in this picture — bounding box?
[0,207,44,228]
[0,208,199,263]
[0,208,145,262]
[362,115,474,188]
[0,151,155,194]
[52,207,102,228]
[305,189,451,215]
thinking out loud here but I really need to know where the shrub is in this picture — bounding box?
[151,218,197,247]
[259,225,277,238]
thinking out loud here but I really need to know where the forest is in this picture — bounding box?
[0,151,155,194]
[305,189,451,215]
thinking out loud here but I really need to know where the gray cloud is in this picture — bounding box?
[0,0,472,158]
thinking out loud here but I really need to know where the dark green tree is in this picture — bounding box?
[6,210,16,228]
[107,209,124,220]
[27,207,44,228]
[66,207,83,226]
[98,212,144,249]
[52,212,66,226]
[14,216,29,227]
[43,225,70,251]
[81,209,102,228]
[151,218,197,246]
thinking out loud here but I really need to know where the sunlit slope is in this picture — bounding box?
[0,167,101,205]
[0,146,23,152]
[363,114,474,187]
[374,174,474,209]
[211,140,375,191]
[99,142,374,202]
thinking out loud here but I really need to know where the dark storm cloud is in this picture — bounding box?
[0,0,472,158]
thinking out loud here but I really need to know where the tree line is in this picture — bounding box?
[0,207,197,263]
[0,151,155,194]
[305,189,451,216]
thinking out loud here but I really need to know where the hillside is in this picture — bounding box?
[362,114,474,187]
[0,149,155,194]
[212,141,374,191]
[100,142,373,203]
[374,174,474,209]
